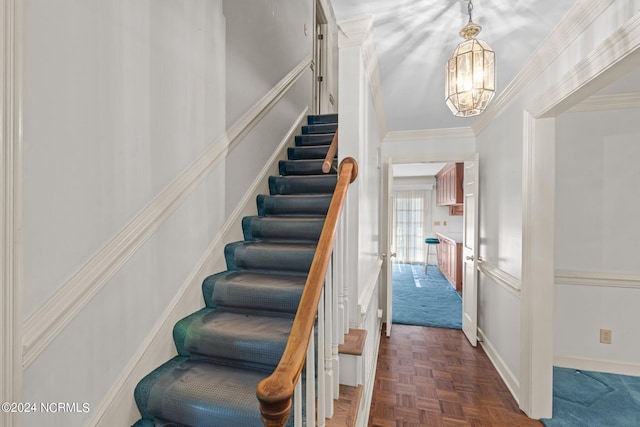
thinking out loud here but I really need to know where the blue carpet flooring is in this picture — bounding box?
[392,263,462,329]
[541,367,640,426]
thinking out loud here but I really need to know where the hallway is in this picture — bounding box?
[368,325,541,426]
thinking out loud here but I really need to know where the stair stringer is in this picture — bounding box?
[86,108,309,427]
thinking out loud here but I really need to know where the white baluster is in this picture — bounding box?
[317,289,326,426]
[324,260,334,417]
[306,326,316,427]
[294,375,302,427]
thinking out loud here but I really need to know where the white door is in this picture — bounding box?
[381,159,395,336]
[462,156,479,346]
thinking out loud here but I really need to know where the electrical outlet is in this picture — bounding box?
[600,329,612,344]
[443,220,447,226]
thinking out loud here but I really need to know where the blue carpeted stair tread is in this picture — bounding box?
[302,123,337,134]
[202,271,306,312]
[279,159,337,176]
[269,174,337,195]
[135,357,286,427]
[242,215,325,242]
[173,308,291,367]
[307,113,338,124]
[295,133,335,146]
[224,241,316,273]
[257,194,332,216]
[287,145,333,160]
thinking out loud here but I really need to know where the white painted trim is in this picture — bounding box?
[477,260,521,296]
[568,92,640,113]
[554,355,640,377]
[1,1,23,425]
[87,108,309,427]
[478,328,520,403]
[555,270,640,289]
[338,16,387,138]
[355,317,382,427]
[22,56,313,368]
[384,127,475,143]
[472,0,615,134]
[357,258,382,326]
[520,10,640,421]
[529,13,640,118]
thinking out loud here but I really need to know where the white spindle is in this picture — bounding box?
[317,288,326,426]
[305,326,315,426]
[294,374,302,427]
[324,260,335,416]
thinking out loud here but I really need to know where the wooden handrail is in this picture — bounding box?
[257,156,358,427]
[322,129,339,173]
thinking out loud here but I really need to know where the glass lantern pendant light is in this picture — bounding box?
[445,0,495,117]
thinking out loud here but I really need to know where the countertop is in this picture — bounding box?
[436,232,463,244]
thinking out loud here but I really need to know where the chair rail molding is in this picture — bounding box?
[555,269,640,289]
[477,260,521,297]
[22,56,313,369]
[1,1,24,425]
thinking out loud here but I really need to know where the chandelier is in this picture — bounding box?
[445,0,495,117]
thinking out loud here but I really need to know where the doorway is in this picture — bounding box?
[382,154,479,346]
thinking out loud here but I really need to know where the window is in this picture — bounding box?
[392,189,431,264]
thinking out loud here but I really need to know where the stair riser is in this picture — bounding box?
[257,194,332,216]
[225,243,315,274]
[302,123,338,134]
[287,145,333,160]
[295,134,335,146]
[279,159,337,176]
[269,175,337,195]
[307,114,338,125]
[242,216,324,242]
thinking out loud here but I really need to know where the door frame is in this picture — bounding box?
[519,15,640,419]
[381,152,478,339]
[313,0,328,114]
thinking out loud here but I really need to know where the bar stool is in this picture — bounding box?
[424,237,440,273]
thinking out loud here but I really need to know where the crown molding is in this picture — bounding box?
[384,127,475,143]
[472,0,615,134]
[567,92,640,113]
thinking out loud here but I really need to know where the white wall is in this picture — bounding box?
[554,108,640,371]
[21,1,315,425]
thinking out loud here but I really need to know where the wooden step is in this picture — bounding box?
[326,385,362,427]
[339,328,367,356]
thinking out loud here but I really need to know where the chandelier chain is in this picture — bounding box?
[467,0,474,24]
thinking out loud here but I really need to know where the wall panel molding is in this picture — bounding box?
[1,0,24,424]
[555,269,640,289]
[22,57,313,368]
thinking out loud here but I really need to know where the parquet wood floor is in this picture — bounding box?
[368,325,542,427]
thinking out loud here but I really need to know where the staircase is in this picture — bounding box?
[133,114,339,427]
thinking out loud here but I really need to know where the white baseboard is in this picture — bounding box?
[87,109,308,427]
[554,354,640,377]
[478,328,521,404]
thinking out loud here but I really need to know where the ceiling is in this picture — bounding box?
[330,0,576,132]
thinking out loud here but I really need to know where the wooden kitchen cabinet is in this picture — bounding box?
[436,233,462,291]
[435,162,464,207]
